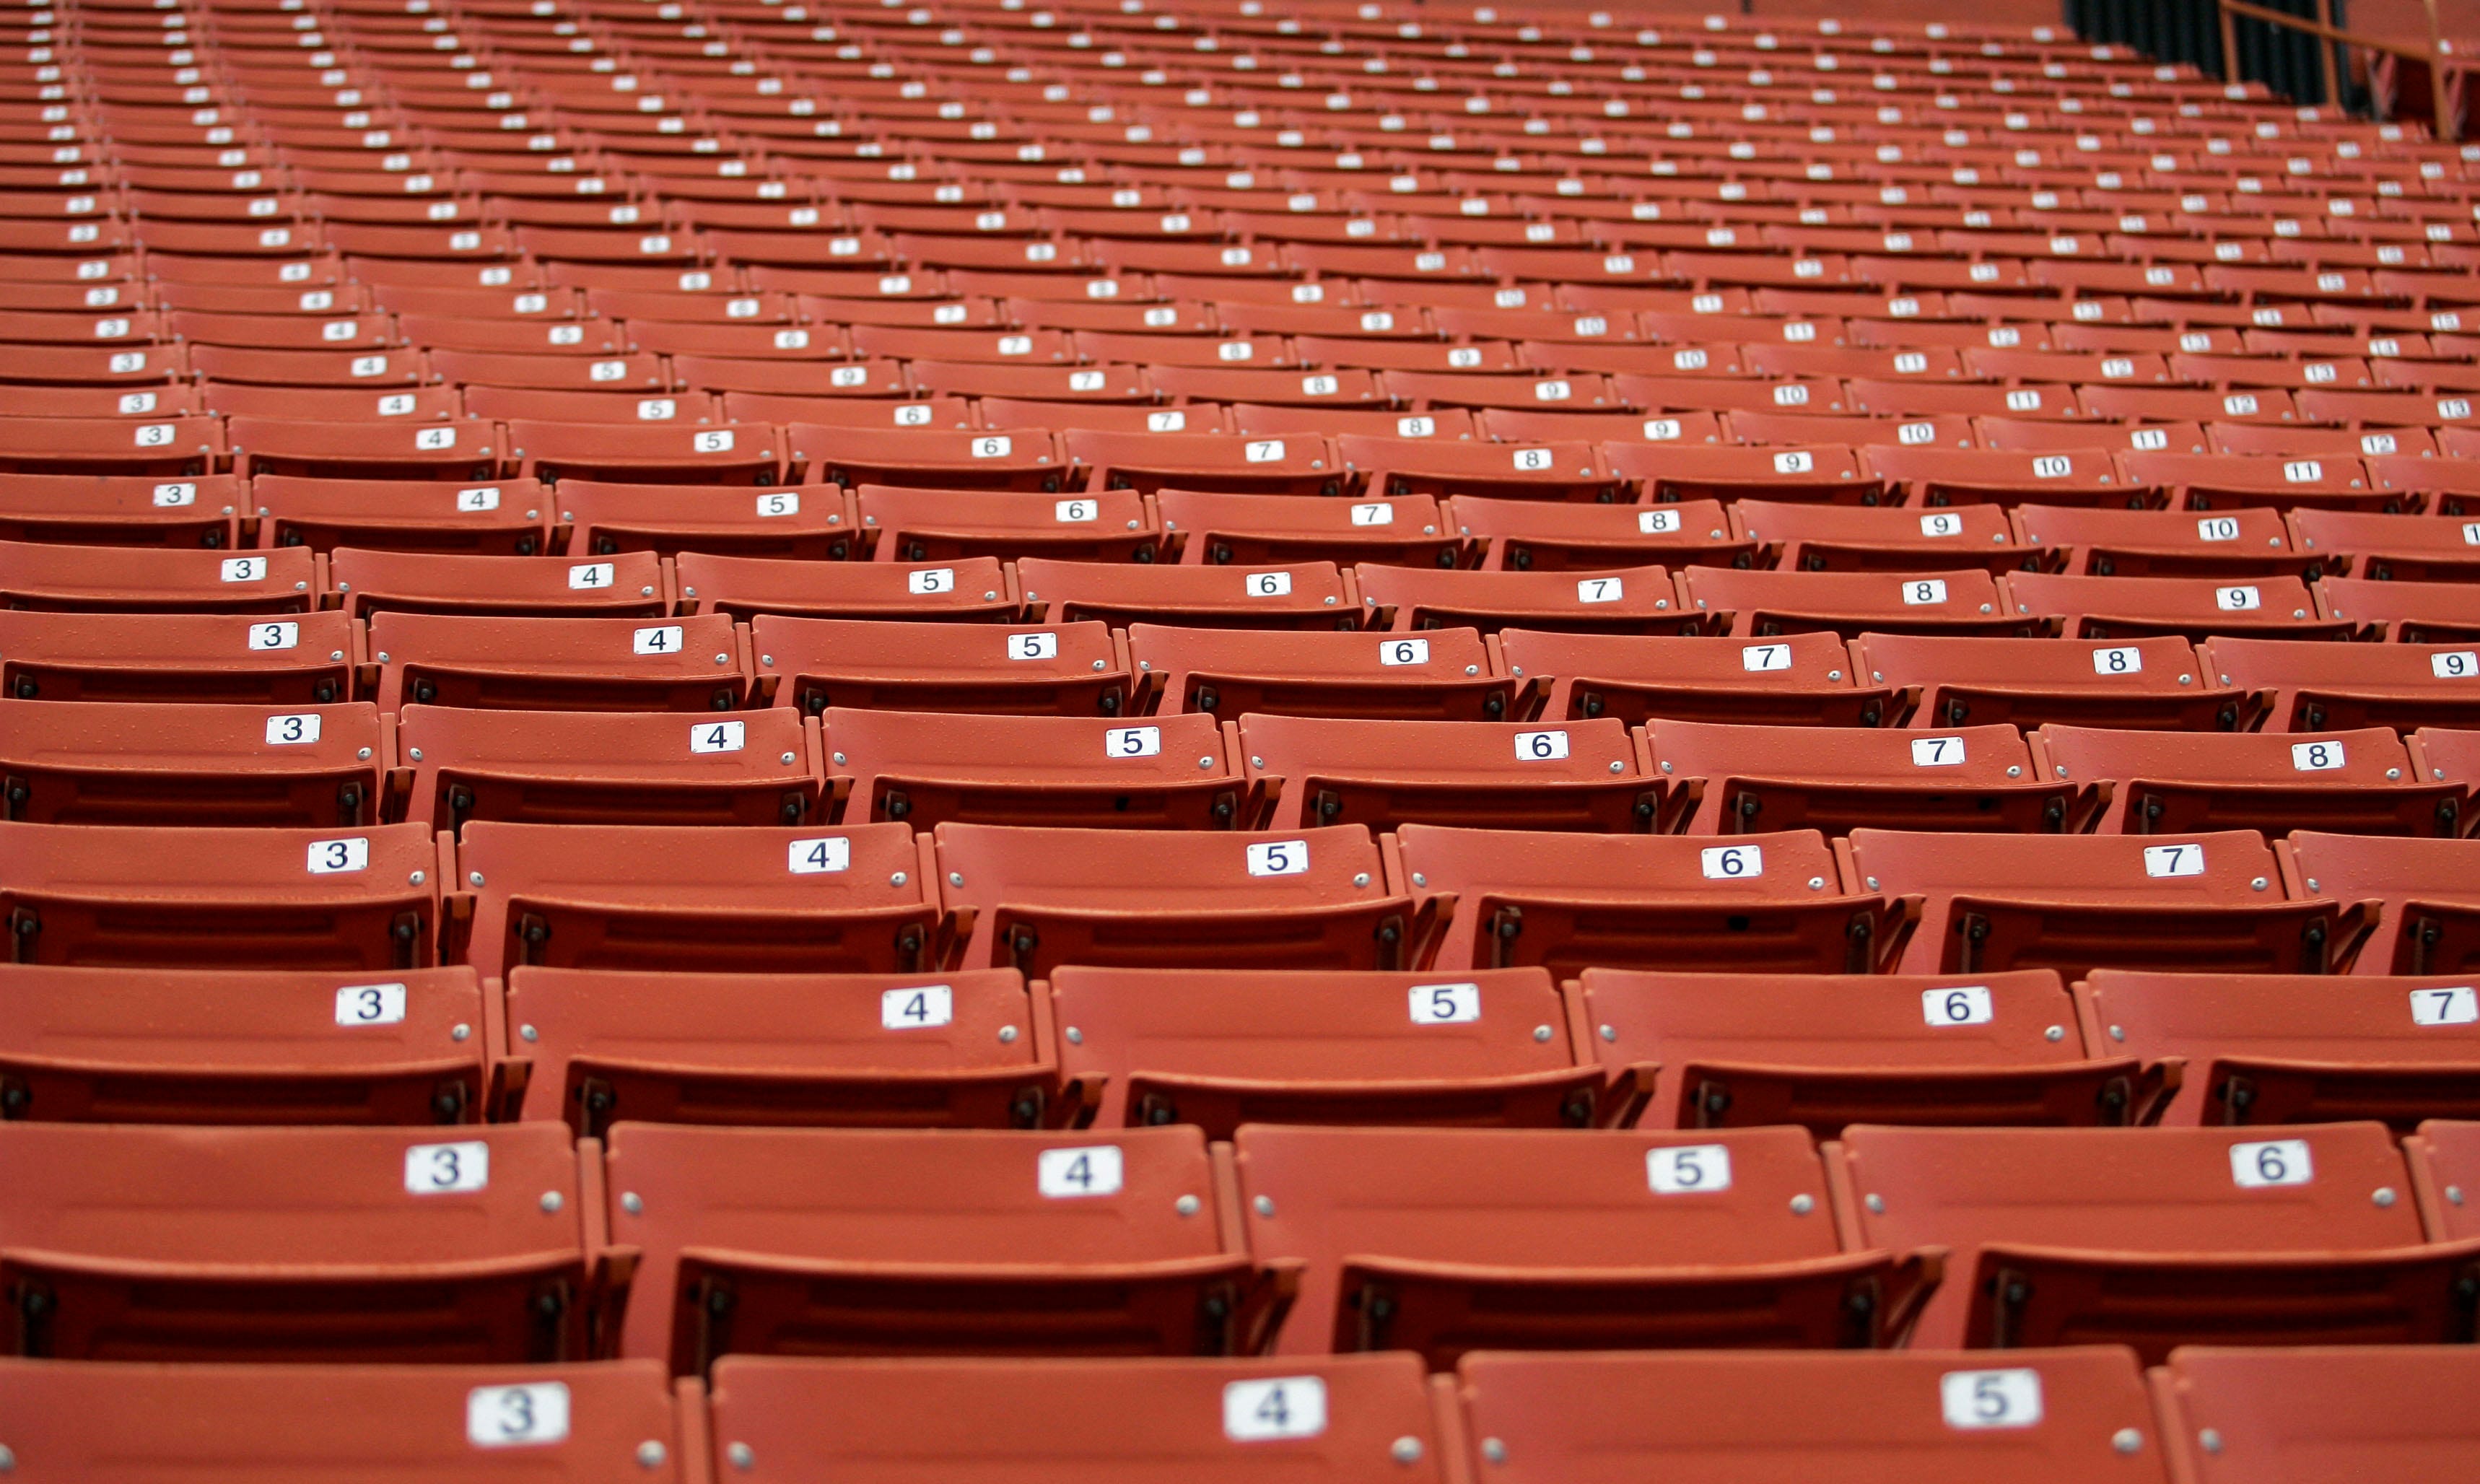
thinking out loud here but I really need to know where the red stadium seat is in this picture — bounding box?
[2031,725,2460,836]
[754,616,1132,717]
[825,708,1242,829]
[2152,1346,2480,1484]
[1649,719,2071,834]
[1855,634,2262,731]
[368,613,752,714]
[0,697,383,826]
[2280,832,2480,974]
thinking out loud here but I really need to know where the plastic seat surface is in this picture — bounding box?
[0,1122,599,1362]
[2032,725,2458,837]
[2152,1345,2480,1484]
[1049,964,1600,1135]
[1396,824,1913,977]
[1128,623,1511,722]
[1650,719,2068,835]
[0,697,382,826]
[1853,634,2260,731]
[451,815,941,974]
[1355,564,1686,636]
[1676,567,2027,640]
[0,1357,683,1480]
[396,704,820,831]
[0,962,485,1125]
[2279,832,2480,975]
[1232,1125,1938,1366]
[369,612,750,714]
[1451,1347,2169,1484]
[255,476,551,556]
[2198,637,2480,733]
[1582,966,2168,1134]
[1018,557,1362,631]
[1843,827,2362,977]
[754,616,1130,717]
[0,540,318,614]
[331,549,671,621]
[702,1353,1441,1484]
[1237,714,1657,834]
[933,822,1417,976]
[825,708,1239,830]
[502,966,1060,1136]
[561,481,857,562]
[1836,1122,2480,1360]
[602,1122,1287,1373]
[2081,970,2480,1129]
[0,820,437,970]
[1500,629,1895,728]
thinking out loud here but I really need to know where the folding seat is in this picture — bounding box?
[1065,430,1342,496]
[450,821,943,977]
[1334,435,1623,505]
[0,697,383,827]
[612,1121,1287,1370]
[935,822,1419,977]
[1156,489,1459,569]
[557,481,855,562]
[430,347,668,393]
[1676,566,2027,640]
[502,966,1062,1134]
[1353,563,1688,637]
[0,1120,609,1361]
[368,612,752,715]
[2152,1345,2480,1484]
[460,388,719,428]
[1835,1122,2480,1358]
[0,961,486,1125]
[1234,1125,1937,1364]
[1860,445,2141,509]
[1975,416,2212,458]
[504,419,782,487]
[0,539,319,615]
[1016,556,1363,631]
[1650,719,2071,836]
[2080,969,2480,1130]
[1,820,439,970]
[2211,422,2439,463]
[0,1358,685,1478]
[227,416,500,484]
[1399,824,1912,977]
[1236,714,1660,834]
[2315,576,2480,642]
[1607,442,1889,506]
[754,614,1132,717]
[2280,832,2480,975]
[1449,494,1758,572]
[244,475,547,556]
[328,548,671,621]
[2412,727,2480,813]
[393,705,821,832]
[1451,1349,2167,1484]
[1734,499,2050,575]
[2122,450,2393,512]
[1584,964,2168,1133]
[704,1353,1440,1482]
[2289,510,2480,583]
[2001,571,2344,641]
[1498,629,1896,728]
[1843,828,2364,978]
[681,357,910,401]
[824,708,1241,830]
[786,424,1066,492]
[855,484,1164,564]
[1127,623,1514,723]
[2033,725,2458,837]
[2013,503,2313,579]
[0,412,224,480]
[2198,635,2480,733]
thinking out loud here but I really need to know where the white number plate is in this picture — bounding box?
[336,982,408,1026]
[787,837,850,874]
[406,1139,488,1194]
[467,1382,570,1448]
[1105,726,1160,757]
[2142,843,2204,878]
[307,837,367,874]
[1700,844,1762,879]
[633,625,681,654]
[1514,730,1569,761]
[1246,840,1309,876]
[2230,1138,2312,1188]
[1410,982,1480,1023]
[1009,632,1057,660]
[689,720,745,754]
[882,985,953,1029]
[2411,987,2478,1026]
[1647,1143,1732,1193]
[1910,736,1965,767]
[1940,1369,2043,1430]
[1379,639,1429,666]
[1037,1145,1122,1197]
[1223,1377,1327,1441]
[266,712,320,745]
[1924,985,1994,1026]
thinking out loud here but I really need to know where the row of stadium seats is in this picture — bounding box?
[3,818,2472,975]
[12,699,2480,839]
[16,612,2480,730]
[6,961,2479,1134]
[2,1118,2479,1365]
[2,1343,2468,1480]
